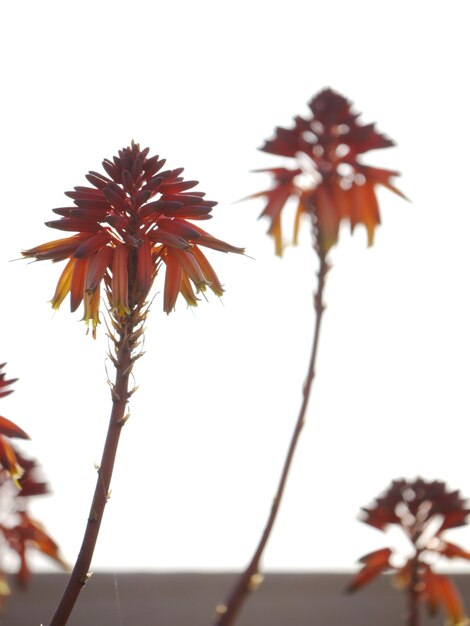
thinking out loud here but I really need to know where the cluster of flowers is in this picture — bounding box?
[0,364,65,606]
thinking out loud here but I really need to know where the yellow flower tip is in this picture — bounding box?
[6,461,25,491]
[0,574,10,598]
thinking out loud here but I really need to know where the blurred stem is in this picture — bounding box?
[214,250,329,626]
[407,553,421,626]
[49,314,138,626]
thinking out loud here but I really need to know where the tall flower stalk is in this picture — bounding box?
[348,478,470,626]
[214,88,406,626]
[23,142,243,626]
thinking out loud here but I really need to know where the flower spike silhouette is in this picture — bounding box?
[251,87,406,255]
[348,478,470,626]
[214,88,405,626]
[23,141,243,336]
[24,142,243,626]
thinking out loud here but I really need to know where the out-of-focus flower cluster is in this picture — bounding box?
[0,365,66,608]
[348,478,470,626]
[23,142,244,336]
[251,88,406,255]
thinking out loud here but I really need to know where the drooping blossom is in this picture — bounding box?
[348,478,470,626]
[23,142,244,336]
[250,88,406,254]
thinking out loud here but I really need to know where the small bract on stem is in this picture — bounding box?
[214,88,405,626]
[23,142,243,626]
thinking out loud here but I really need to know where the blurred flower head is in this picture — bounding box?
[23,142,244,336]
[0,364,30,486]
[0,365,66,606]
[251,88,406,255]
[349,478,470,626]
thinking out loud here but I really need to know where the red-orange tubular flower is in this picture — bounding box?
[348,478,470,626]
[251,88,407,255]
[23,142,244,335]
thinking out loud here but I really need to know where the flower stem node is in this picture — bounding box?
[248,573,264,591]
[79,572,93,587]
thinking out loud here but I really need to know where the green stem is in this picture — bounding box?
[214,251,329,626]
[49,316,135,626]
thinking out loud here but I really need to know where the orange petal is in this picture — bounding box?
[351,181,380,246]
[163,249,183,313]
[436,575,467,625]
[0,435,23,487]
[70,257,89,312]
[180,273,199,307]
[111,244,129,317]
[83,283,101,339]
[347,548,392,593]
[314,184,341,252]
[137,235,153,297]
[19,513,69,570]
[168,248,207,291]
[190,245,224,296]
[51,258,75,310]
[439,541,470,561]
[293,194,307,246]
[23,233,90,262]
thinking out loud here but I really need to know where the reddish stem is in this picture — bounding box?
[407,553,421,626]
[214,251,329,626]
[49,317,135,626]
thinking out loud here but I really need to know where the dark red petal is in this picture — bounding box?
[143,155,164,177]
[86,246,113,291]
[102,159,122,183]
[156,218,201,241]
[52,206,109,219]
[168,248,206,288]
[142,175,163,194]
[139,200,183,219]
[181,223,245,254]
[45,218,100,233]
[159,194,207,205]
[159,180,199,194]
[74,232,111,258]
[148,229,191,250]
[0,416,30,440]
[121,170,134,193]
[103,188,129,212]
[86,171,113,189]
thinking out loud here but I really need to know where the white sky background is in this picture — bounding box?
[1,0,470,574]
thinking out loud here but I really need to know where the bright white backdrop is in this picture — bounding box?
[1,0,470,572]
